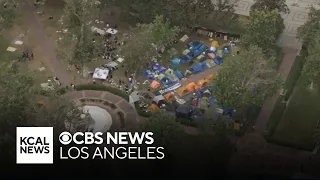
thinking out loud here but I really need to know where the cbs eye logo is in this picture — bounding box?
[59,132,72,145]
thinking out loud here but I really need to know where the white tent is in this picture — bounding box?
[91,26,106,35]
[92,68,109,80]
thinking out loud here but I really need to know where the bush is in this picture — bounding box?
[75,84,129,101]
[134,102,151,117]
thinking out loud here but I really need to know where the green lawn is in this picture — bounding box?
[272,76,320,150]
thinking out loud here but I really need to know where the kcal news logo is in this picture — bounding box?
[16,127,53,164]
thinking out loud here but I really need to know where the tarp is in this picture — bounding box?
[159,83,181,94]
[152,95,165,106]
[204,59,216,68]
[214,57,224,65]
[151,62,167,74]
[174,70,183,79]
[223,46,231,54]
[211,41,219,48]
[143,69,156,80]
[180,34,189,42]
[150,80,160,89]
[93,68,109,80]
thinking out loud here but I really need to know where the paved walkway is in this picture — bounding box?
[233,0,318,50]
[66,90,139,130]
[22,0,72,85]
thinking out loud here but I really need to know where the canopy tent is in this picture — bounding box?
[150,80,160,89]
[164,93,175,101]
[129,91,140,108]
[92,68,109,80]
[152,95,166,107]
[211,41,219,48]
[148,104,160,111]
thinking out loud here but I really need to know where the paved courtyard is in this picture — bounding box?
[233,0,320,50]
[66,90,139,130]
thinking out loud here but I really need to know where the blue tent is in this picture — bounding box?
[142,69,156,80]
[174,70,183,80]
[179,55,193,64]
[171,58,180,65]
[190,62,208,73]
[214,57,224,65]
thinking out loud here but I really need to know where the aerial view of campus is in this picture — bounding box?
[1,0,320,178]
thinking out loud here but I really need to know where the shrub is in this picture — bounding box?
[134,102,151,117]
[75,84,129,101]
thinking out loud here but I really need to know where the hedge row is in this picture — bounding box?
[74,84,129,101]
[265,97,286,136]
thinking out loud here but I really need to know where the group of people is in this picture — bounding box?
[20,50,34,61]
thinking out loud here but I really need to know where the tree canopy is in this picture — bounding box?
[251,0,290,14]
[214,45,282,108]
[119,16,179,76]
[58,0,103,66]
[108,0,237,30]
[297,7,320,46]
[301,29,320,89]
[241,10,284,55]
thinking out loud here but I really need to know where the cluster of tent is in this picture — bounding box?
[143,62,180,89]
[171,41,233,74]
[176,73,216,97]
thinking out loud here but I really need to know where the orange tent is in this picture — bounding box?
[198,79,211,88]
[176,87,188,96]
[164,93,175,101]
[186,82,198,92]
[148,104,159,111]
[150,80,160,89]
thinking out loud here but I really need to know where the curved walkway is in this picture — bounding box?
[66,90,139,130]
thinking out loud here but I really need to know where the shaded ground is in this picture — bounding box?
[273,76,320,149]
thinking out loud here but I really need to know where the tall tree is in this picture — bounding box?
[119,16,179,78]
[214,45,282,109]
[251,0,290,14]
[297,7,320,47]
[301,30,320,89]
[58,0,103,66]
[241,10,284,55]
